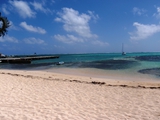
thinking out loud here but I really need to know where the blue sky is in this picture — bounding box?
[1,0,160,55]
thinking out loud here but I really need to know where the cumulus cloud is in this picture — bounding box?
[133,7,147,16]
[9,0,36,18]
[0,35,18,43]
[2,4,10,15]
[24,37,45,44]
[51,0,55,4]
[92,40,109,46]
[30,1,52,14]
[55,8,98,38]
[88,11,99,22]
[129,22,160,40]
[54,34,84,44]
[153,7,160,19]
[9,21,19,30]
[20,22,46,34]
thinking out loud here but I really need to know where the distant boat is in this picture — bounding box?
[122,43,126,55]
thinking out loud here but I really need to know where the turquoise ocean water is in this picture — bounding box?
[1,52,160,81]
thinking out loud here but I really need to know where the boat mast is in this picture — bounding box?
[122,43,123,53]
[122,43,126,55]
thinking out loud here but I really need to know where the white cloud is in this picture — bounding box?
[129,22,160,40]
[92,40,109,46]
[20,22,46,34]
[9,21,19,30]
[30,1,52,14]
[2,4,10,15]
[41,0,55,5]
[24,37,45,44]
[54,34,84,44]
[0,35,18,43]
[9,0,36,18]
[133,7,147,16]
[88,11,99,22]
[153,7,160,19]
[67,34,84,42]
[51,0,55,4]
[55,8,98,38]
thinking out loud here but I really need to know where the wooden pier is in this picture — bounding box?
[0,56,59,64]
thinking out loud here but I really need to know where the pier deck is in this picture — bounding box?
[0,56,59,64]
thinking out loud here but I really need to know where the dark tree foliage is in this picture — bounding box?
[0,12,10,37]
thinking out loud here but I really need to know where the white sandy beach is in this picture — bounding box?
[0,69,160,120]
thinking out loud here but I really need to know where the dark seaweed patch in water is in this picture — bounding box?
[65,59,140,70]
[135,55,160,61]
[138,68,160,77]
[0,59,140,70]
[0,62,57,70]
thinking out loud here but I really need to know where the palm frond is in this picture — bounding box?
[0,15,10,37]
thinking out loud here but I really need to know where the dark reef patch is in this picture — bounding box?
[138,68,160,77]
[135,55,160,62]
[0,62,56,70]
[0,59,140,70]
[65,59,140,70]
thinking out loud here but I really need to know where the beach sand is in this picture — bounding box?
[0,69,160,120]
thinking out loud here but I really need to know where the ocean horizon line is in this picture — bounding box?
[3,51,160,56]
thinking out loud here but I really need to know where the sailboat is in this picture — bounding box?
[122,43,126,55]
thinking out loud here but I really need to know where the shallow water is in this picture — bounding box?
[1,52,160,81]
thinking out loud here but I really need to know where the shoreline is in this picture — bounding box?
[45,67,160,82]
[0,69,160,88]
[0,69,160,119]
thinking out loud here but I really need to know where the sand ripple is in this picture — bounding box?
[0,70,160,120]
